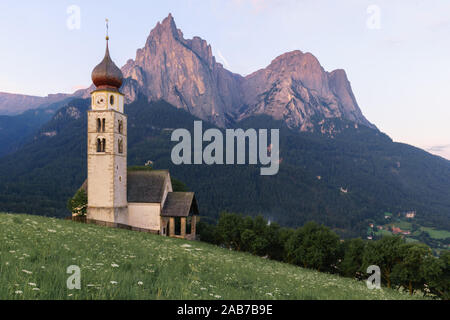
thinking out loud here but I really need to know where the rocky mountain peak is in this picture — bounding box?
[147,13,181,45]
[259,50,330,97]
[86,14,374,131]
[119,14,243,127]
[239,49,375,131]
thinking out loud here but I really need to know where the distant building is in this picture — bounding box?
[391,226,411,236]
[404,211,416,219]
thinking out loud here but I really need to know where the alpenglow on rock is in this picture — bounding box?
[121,14,243,127]
[87,14,375,132]
[239,51,375,131]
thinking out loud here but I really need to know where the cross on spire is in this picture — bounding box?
[105,18,109,41]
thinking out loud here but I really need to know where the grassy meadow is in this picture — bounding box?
[0,213,426,300]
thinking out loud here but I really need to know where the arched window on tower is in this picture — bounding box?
[102,119,106,132]
[96,118,101,132]
[96,138,102,152]
[118,120,123,134]
[118,139,123,154]
[102,139,106,152]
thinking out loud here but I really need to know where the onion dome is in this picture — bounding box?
[91,39,123,90]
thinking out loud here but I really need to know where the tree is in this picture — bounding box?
[340,238,366,279]
[171,177,189,192]
[241,229,257,253]
[362,236,403,288]
[247,216,270,256]
[279,227,295,263]
[196,221,219,244]
[216,212,245,251]
[265,223,285,261]
[391,243,434,295]
[67,189,87,217]
[426,251,449,299]
[285,221,340,272]
[285,227,306,267]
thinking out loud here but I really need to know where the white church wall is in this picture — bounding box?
[128,203,161,231]
[87,153,114,207]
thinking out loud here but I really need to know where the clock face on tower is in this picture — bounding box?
[95,93,107,109]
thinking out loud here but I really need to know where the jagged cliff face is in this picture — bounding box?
[240,51,375,131]
[118,14,374,131]
[121,14,243,127]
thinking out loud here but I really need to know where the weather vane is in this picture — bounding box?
[105,18,109,41]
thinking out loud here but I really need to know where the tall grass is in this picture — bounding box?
[0,213,425,300]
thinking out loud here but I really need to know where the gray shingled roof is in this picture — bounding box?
[80,170,170,204]
[79,171,200,217]
[162,192,199,217]
[127,170,170,203]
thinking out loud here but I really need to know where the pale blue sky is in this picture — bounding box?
[0,0,449,158]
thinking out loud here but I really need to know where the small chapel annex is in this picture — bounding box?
[74,32,199,240]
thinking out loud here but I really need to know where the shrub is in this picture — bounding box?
[67,189,87,217]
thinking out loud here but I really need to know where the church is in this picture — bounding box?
[75,33,199,240]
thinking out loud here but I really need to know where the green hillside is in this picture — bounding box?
[0,213,424,300]
[0,98,72,157]
[0,97,449,237]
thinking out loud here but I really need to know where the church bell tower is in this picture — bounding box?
[87,25,128,225]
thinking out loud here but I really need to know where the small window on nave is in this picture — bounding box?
[118,120,123,134]
[110,95,114,106]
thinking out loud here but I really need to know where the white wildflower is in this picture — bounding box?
[138,281,143,286]
[111,263,119,268]
[28,283,36,287]
[22,269,32,274]
[15,290,23,294]
[110,281,118,285]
